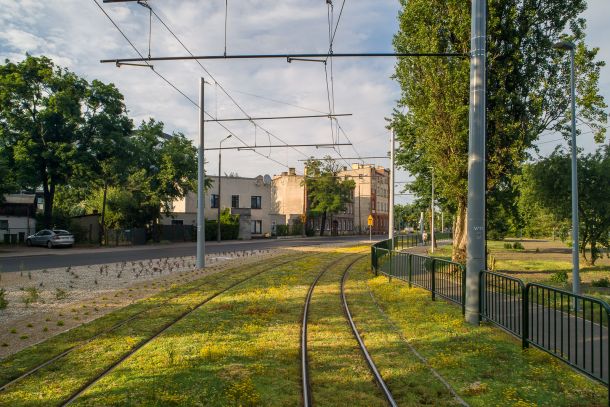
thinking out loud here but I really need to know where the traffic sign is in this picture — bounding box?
[367,215,374,226]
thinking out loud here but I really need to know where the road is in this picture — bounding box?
[0,235,379,272]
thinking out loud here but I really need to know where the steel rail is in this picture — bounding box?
[0,254,308,393]
[301,255,353,407]
[341,256,398,407]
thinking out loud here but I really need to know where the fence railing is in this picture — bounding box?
[372,237,610,392]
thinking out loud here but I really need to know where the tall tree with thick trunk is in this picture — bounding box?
[392,0,606,261]
[0,56,87,227]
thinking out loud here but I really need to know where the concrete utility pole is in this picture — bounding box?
[465,0,487,325]
[196,78,206,269]
[553,40,580,299]
[389,129,395,242]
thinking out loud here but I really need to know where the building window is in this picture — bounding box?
[231,195,240,209]
[251,220,262,234]
[251,196,262,209]
[171,219,184,225]
[0,220,7,230]
[211,194,219,209]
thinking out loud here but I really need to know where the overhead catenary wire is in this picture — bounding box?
[146,4,311,160]
[91,0,292,168]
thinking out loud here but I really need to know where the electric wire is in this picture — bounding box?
[148,5,311,159]
[92,0,291,168]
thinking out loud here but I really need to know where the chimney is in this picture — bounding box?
[289,167,296,176]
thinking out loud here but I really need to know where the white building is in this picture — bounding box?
[162,174,274,236]
[0,194,37,244]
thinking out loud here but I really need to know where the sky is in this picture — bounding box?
[0,0,608,205]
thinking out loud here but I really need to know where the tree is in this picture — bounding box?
[304,158,355,236]
[529,146,610,265]
[0,55,87,227]
[127,119,199,228]
[79,79,133,240]
[392,0,607,261]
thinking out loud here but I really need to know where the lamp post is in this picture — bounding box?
[217,134,232,242]
[553,40,580,298]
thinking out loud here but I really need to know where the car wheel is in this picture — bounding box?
[26,239,32,247]
[47,241,53,249]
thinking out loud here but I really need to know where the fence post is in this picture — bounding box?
[478,271,483,323]
[388,249,393,282]
[431,259,436,301]
[522,284,529,349]
[408,254,413,288]
[462,266,467,315]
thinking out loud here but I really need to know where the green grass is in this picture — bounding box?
[0,254,312,405]
[68,253,341,406]
[363,273,607,406]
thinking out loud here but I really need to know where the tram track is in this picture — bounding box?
[0,253,310,403]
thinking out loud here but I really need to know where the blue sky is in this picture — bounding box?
[0,0,608,205]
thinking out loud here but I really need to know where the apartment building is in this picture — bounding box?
[164,163,390,238]
[162,174,274,236]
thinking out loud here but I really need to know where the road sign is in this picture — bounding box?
[367,215,373,226]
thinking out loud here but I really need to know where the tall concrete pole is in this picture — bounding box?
[389,129,395,242]
[569,46,580,297]
[196,78,206,269]
[465,0,487,324]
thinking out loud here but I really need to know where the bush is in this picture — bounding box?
[512,242,524,250]
[503,243,513,250]
[0,288,8,309]
[550,271,568,284]
[591,277,610,288]
[22,287,40,307]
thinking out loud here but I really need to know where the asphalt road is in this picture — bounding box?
[0,235,379,272]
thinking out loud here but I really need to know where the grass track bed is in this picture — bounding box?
[68,252,342,406]
[358,268,608,406]
[0,253,313,406]
[307,254,387,406]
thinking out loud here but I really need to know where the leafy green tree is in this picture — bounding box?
[392,0,607,261]
[79,79,133,238]
[394,203,426,231]
[304,158,355,236]
[0,55,87,227]
[127,119,198,228]
[529,146,610,265]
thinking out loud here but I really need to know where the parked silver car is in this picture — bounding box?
[26,229,75,248]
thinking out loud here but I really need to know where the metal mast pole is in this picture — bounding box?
[217,148,222,242]
[569,47,580,297]
[431,170,435,253]
[465,0,487,324]
[196,78,206,268]
[389,129,395,243]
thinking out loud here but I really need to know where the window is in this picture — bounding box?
[211,194,219,209]
[251,220,262,234]
[0,220,7,230]
[251,196,262,209]
[171,219,184,225]
[231,195,240,209]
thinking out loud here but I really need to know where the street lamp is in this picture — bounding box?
[553,40,580,298]
[217,134,232,242]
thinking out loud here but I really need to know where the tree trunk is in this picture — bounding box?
[42,176,53,229]
[100,180,108,246]
[452,200,467,263]
[320,212,327,236]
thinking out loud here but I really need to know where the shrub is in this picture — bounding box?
[503,243,513,250]
[0,288,8,310]
[22,287,40,307]
[550,271,568,284]
[55,288,68,300]
[591,277,610,288]
[512,242,525,250]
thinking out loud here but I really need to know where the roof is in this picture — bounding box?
[3,194,36,205]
